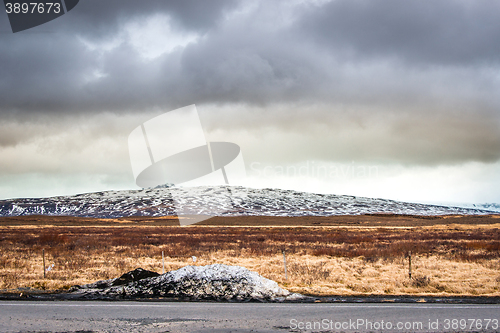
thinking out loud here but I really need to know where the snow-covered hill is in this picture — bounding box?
[0,186,496,218]
[454,203,500,213]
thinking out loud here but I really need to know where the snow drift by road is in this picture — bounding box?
[69,264,303,302]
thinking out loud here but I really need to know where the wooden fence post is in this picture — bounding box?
[282,250,287,280]
[162,251,165,274]
[42,249,46,279]
[408,251,412,279]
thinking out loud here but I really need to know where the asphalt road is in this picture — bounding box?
[1,301,499,333]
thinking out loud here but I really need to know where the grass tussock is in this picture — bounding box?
[0,224,499,296]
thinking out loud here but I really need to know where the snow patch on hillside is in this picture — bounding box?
[0,186,496,218]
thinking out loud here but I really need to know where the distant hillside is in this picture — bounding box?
[465,203,500,213]
[0,186,496,218]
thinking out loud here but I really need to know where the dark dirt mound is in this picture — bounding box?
[112,268,160,286]
[69,268,159,291]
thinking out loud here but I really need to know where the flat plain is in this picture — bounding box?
[0,214,499,296]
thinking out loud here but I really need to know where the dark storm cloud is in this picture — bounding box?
[59,0,239,36]
[298,0,500,66]
[0,0,499,166]
[0,34,97,113]
[0,0,240,114]
[2,0,500,113]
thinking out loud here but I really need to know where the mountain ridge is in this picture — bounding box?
[0,186,496,218]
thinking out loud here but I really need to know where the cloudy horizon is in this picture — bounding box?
[1,0,499,204]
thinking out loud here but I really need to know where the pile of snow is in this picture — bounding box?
[70,264,303,302]
[0,186,496,218]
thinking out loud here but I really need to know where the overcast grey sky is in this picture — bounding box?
[0,0,499,203]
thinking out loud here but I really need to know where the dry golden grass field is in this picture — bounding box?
[1,215,499,296]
